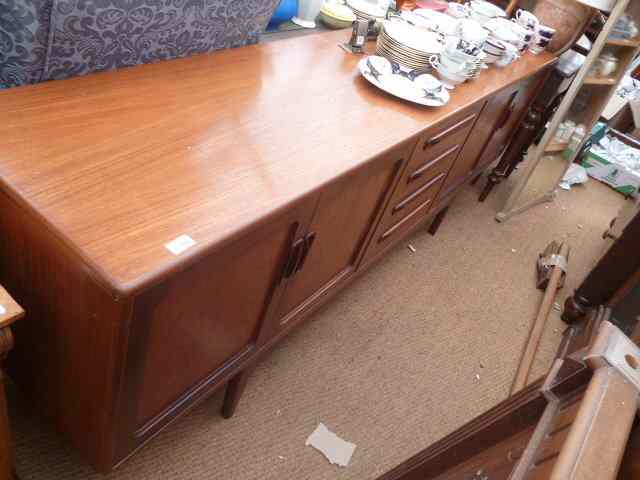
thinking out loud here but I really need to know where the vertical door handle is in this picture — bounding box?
[296,232,316,273]
[281,238,305,281]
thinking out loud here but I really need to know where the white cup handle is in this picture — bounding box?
[429,55,440,69]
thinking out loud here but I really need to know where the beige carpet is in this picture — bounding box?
[10,174,624,480]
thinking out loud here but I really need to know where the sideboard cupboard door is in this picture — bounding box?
[473,73,543,173]
[273,140,414,328]
[115,195,319,461]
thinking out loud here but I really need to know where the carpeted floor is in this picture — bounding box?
[10,174,624,480]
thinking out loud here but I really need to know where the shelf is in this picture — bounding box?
[544,140,569,153]
[605,37,640,47]
[584,76,618,85]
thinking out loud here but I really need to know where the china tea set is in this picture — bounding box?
[360,1,556,105]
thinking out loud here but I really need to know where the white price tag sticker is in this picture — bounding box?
[165,235,196,256]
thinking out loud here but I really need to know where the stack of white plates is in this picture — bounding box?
[346,0,387,23]
[376,19,444,70]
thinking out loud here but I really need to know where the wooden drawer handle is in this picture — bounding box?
[408,145,460,183]
[423,113,477,150]
[393,173,445,214]
[380,198,432,242]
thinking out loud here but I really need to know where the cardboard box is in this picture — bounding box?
[582,150,640,197]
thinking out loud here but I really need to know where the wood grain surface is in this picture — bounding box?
[0,30,555,296]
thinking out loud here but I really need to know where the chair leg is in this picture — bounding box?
[221,369,252,419]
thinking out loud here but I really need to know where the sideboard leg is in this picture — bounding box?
[221,369,252,419]
[470,172,482,185]
[428,207,449,236]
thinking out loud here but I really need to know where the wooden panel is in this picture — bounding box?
[378,380,549,480]
[475,73,543,172]
[275,140,412,325]
[0,36,556,294]
[432,428,533,480]
[116,195,317,461]
[0,189,130,472]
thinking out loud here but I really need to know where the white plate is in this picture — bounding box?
[413,9,458,35]
[346,0,387,18]
[382,19,444,55]
[359,56,450,107]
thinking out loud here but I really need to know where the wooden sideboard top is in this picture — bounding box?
[0,30,555,296]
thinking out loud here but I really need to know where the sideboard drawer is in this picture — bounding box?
[392,103,482,204]
[380,171,446,232]
[376,196,433,246]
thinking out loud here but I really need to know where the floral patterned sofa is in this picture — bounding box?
[0,0,280,88]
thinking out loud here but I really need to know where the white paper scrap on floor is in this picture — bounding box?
[305,423,357,467]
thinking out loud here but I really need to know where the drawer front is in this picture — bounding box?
[362,180,440,264]
[395,103,483,200]
[380,170,446,233]
[378,194,434,245]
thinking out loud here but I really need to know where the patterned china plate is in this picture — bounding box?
[358,56,450,107]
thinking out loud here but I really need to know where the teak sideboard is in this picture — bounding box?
[0,30,555,472]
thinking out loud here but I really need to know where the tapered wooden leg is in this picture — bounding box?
[221,369,252,419]
[428,207,449,236]
[470,173,482,185]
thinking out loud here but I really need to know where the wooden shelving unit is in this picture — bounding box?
[584,76,619,85]
[498,0,640,222]
[606,37,640,47]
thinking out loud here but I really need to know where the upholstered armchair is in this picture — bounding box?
[0,0,280,89]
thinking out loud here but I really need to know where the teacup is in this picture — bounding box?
[445,36,476,55]
[484,37,506,56]
[440,52,473,73]
[515,9,539,31]
[509,20,534,44]
[456,18,489,45]
[536,24,556,40]
[432,61,467,89]
[469,0,506,18]
[529,32,550,54]
[496,42,519,67]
